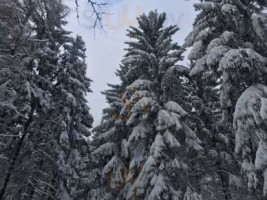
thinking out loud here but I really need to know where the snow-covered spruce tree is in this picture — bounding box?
[0,1,94,199]
[184,0,267,199]
[76,83,125,200]
[52,35,93,200]
[17,14,93,200]
[233,84,267,198]
[214,2,267,199]
[226,3,267,198]
[88,11,202,200]
[0,0,53,199]
[14,2,71,199]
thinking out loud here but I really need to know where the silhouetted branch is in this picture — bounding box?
[75,0,108,29]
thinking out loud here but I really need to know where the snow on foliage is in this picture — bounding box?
[184,0,267,198]
[103,155,125,188]
[221,4,238,14]
[127,79,152,91]
[164,101,187,117]
[255,142,267,171]
[190,57,206,77]
[252,13,267,41]
[206,46,230,67]
[131,97,156,113]
[148,174,167,200]
[183,187,203,200]
[156,110,175,131]
[241,159,258,190]
[150,134,166,159]
[127,122,150,146]
[234,84,267,154]
[163,129,181,149]
[88,11,203,200]
[188,41,205,60]
[93,142,118,156]
[194,2,217,11]
[234,84,267,194]
[218,48,266,72]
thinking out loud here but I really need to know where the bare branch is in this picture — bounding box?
[0,134,20,137]
[75,0,108,30]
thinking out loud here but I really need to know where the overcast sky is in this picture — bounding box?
[64,0,198,125]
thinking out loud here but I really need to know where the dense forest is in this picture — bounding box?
[1,0,267,200]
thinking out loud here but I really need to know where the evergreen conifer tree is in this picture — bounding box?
[88,11,202,200]
[0,1,94,199]
[54,35,93,199]
[184,0,267,199]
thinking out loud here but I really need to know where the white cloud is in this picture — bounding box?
[64,0,198,125]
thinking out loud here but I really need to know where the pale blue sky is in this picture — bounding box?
[64,0,198,125]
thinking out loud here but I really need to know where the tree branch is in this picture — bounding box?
[75,0,108,30]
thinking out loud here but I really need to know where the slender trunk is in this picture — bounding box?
[46,172,57,200]
[28,141,46,200]
[216,162,231,200]
[0,100,35,200]
[27,184,35,200]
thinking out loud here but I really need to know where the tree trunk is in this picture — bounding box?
[0,100,35,200]
[46,172,57,200]
[217,162,231,200]
[27,184,35,200]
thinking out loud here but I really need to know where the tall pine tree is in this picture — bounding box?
[184,0,267,199]
[87,11,202,200]
[0,1,94,199]
[54,35,93,199]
